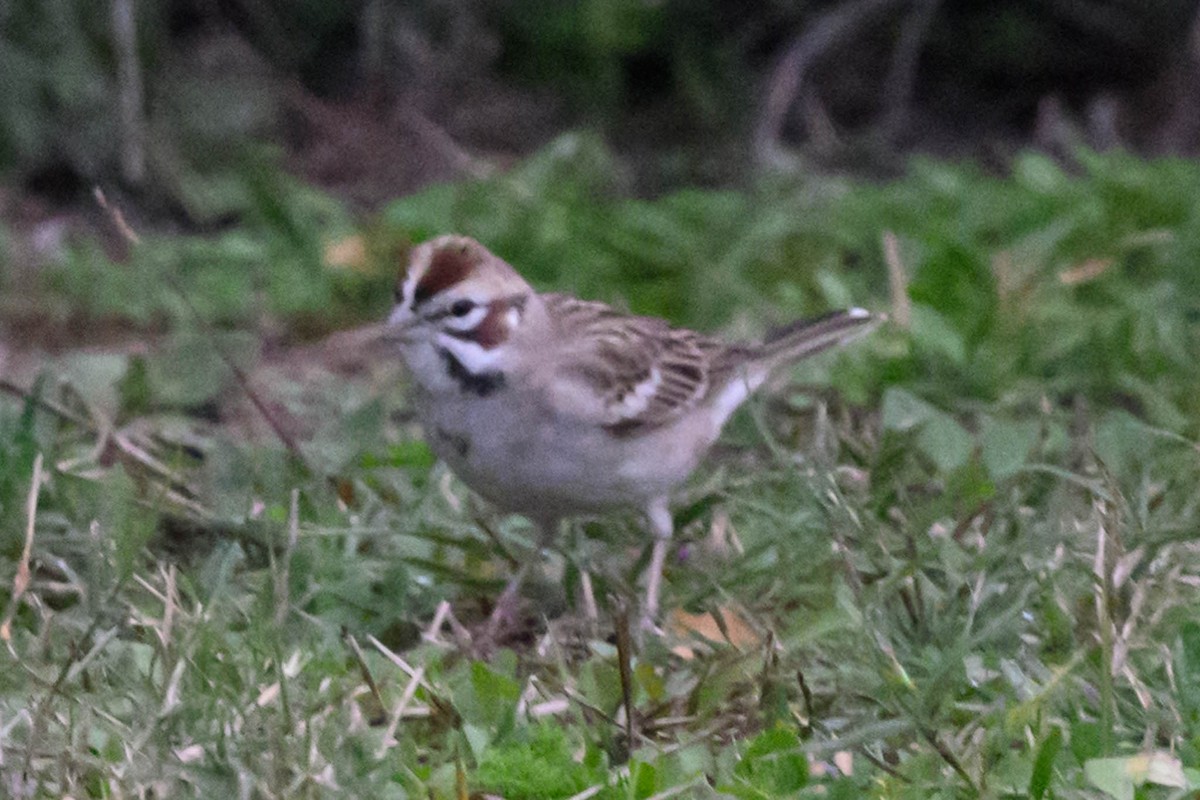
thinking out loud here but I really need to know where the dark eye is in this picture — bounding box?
[450,299,476,317]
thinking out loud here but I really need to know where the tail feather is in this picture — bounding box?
[757,307,881,365]
[705,307,880,425]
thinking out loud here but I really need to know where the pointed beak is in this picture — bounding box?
[387,305,410,327]
[384,305,420,342]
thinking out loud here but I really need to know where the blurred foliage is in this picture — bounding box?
[15,135,1200,439]
[2,0,1198,207]
[0,0,281,221]
[0,0,119,177]
[39,166,355,332]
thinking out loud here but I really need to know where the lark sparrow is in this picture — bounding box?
[387,235,878,633]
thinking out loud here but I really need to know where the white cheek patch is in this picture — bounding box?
[436,332,505,372]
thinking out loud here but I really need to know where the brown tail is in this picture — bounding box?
[756,308,881,366]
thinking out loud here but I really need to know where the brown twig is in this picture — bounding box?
[110,0,146,184]
[881,0,941,137]
[93,188,313,473]
[613,599,636,747]
[174,288,312,472]
[755,0,912,163]
[919,725,977,791]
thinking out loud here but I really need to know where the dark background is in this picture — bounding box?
[3,0,1198,222]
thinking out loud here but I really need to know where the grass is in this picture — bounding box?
[2,140,1200,798]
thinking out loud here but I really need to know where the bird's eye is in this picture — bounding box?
[450,299,476,317]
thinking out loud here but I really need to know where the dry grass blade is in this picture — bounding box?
[342,630,387,725]
[1,453,43,644]
[273,489,300,627]
[882,230,911,329]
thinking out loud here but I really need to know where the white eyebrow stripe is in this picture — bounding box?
[440,304,489,331]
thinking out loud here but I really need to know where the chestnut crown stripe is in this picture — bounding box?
[413,246,477,306]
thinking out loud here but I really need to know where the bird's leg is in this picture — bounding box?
[481,518,558,646]
[483,562,531,641]
[641,499,674,631]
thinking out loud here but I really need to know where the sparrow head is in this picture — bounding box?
[389,235,541,367]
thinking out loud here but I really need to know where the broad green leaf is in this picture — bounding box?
[1084,758,1133,800]
[910,304,967,365]
[464,660,521,727]
[1085,753,1187,800]
[1029,726,1063,800]
[631,760,659,799]
[980,416,1040,480]
[54,352,129,419]
[881,387,941,432]
[733,725,808,795]
[1070,721,1104,764]
[1014,152,1069,194]
[917,413,975,472]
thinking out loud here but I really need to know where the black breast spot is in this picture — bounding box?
[439,348,507,397]
[434,426,471,458]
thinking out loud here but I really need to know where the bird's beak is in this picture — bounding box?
[384,305,420,342]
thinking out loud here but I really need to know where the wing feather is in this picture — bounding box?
[541,293,729,435]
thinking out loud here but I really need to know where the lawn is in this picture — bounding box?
[2,140,1200,798]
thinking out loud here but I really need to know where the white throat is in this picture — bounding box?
[435,333,506,372]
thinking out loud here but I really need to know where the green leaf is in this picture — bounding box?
[917,413,975,472]
[1070,721,1104,764]
[145,330,257,407]
[980,416,1040,480]
[733,724,808,795]
[196,540,247,605]
[1083,758,1134,800]
[1178,622,1200,679]
[1014,152,1069,195]
[631,759,659,799]
[54,351,130,419]
[1029,726,1063,800]
[1085,753,1187,800]
[464,660,522,727]
[910,303,967,365]
[881,387,941,432]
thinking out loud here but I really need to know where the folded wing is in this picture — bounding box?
[542,294,738,436]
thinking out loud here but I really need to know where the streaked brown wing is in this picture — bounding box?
[541,293,729,435]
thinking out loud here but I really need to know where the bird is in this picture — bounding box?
[386,234,879,638]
